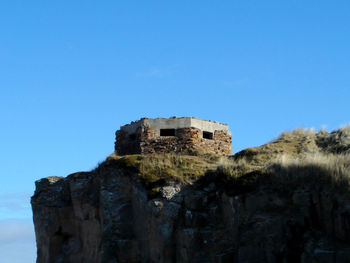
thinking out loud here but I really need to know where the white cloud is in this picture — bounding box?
[0,219,36,263]
[0,193,37,262]
[137,65,180,78]
[141,68,163,77]
[0,219,35,244]
[0,242,36,263]
[0,193,32,219]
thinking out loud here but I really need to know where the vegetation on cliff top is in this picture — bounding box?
[103,126,350,193]
[222,126,350,192]
[105,153,222,184]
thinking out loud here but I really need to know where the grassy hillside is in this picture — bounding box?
[223,126,350,191]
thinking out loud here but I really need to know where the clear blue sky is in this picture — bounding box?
[1,1,349,262]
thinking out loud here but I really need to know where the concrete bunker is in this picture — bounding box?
[115,117,232,155]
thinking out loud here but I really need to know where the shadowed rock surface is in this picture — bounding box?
[31,126,350,263]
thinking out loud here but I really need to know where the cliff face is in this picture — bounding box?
[31,127,350,263]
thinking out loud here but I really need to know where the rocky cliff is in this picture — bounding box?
[31,127,350,263]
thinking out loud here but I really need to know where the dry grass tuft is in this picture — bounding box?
[219,127,350,191]
[233,128,320,167]
[216,157,260,179]
[106,153,223,184]
[317,126,350,154]
[268,152,350,191]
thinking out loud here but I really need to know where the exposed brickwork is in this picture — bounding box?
[115,126,232,155]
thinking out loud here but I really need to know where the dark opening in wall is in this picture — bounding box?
[203,131,213,139]
[129,133,136,140]
[160,129,176,136]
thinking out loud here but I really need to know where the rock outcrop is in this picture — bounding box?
[31,127,350,263]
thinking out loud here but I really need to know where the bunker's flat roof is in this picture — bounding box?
[119,117,230,134]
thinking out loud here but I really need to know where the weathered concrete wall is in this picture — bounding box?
[143,118,192,135]
[190,118,228,133]
[119,117,229,136]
